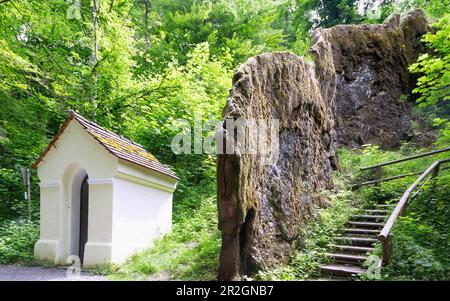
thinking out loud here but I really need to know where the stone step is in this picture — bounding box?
[320,264,366,277]
[325,253,368,263]
[342,228,380,235]
[343,233,378,239]
[312,277,346,281]
[364,209,388,215]
[352,214,386,221]
[328,244,375,254]
[334,236,378,246]
[347,221,384,229]
[375,204,394,208]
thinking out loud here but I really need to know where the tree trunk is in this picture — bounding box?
[90,0,100,118]
[109,0,114,13]
[143,0,150,65]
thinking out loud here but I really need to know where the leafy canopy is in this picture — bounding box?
[410,14,450,107]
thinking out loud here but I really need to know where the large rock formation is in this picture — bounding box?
[217,53,336,280]
[312,10,430,149]
[217,11,429,280]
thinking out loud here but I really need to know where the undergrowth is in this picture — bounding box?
[380,173,450,280]
[340,144,450,281]
[0,220,39,264]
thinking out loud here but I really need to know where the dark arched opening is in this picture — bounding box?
[79,175,89,264]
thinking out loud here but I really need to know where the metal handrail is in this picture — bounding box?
[378,158,450,265]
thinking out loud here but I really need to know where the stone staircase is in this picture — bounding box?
[319,203,393,279]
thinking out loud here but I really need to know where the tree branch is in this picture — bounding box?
[109,0,114,13]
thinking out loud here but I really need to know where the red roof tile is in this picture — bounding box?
[33,110,178,180]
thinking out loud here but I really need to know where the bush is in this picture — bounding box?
[381,174,450,280]
[0,220,39,264]
[382,215,448,280]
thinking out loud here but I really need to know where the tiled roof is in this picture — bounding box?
[33,110,178,180]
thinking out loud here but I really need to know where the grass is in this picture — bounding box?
[0,176,221,280]
[110,150,364,281]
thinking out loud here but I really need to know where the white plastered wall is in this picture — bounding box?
[34,121,117,266]
[111,160,176,263]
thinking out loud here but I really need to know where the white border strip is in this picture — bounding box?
[117,172,176,193]
[39,182,61,188]
[88,178,114,185]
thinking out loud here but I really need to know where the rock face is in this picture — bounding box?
[312,10,429,149]
[217,11,429,280]
[217,53,336,280]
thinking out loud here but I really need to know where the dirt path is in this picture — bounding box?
[0,265,107,281]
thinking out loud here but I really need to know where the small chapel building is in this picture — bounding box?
[33,110,178,266]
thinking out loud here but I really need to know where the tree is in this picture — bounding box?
[1,0,446,222]
[315,0,361,27]
[409,14,450,107]
[292,0,360,30]
[398,0,450,20]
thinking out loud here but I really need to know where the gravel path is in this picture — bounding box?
[0,265,107,281]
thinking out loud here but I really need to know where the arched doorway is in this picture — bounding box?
[65,165,89,264]
[79,175,89,264]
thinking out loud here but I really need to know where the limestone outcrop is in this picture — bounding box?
[217,11,429,280]
[312,10,430,149]
[217,52,336,280]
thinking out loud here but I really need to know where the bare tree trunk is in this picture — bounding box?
[143,0,150,66]
[90,0,100,118]
[283,8,289,36]
[109,0,114,13]
[90,0,100,70]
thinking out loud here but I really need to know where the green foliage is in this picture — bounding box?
[434,121,450,148]
[0,0,433,223]
[410,14,450,107]
[339,144,442,186]
[0,220,39,264]
[0,0,447,281]
[313,0,361,27]
[398,0,450,20]
[380,174,450,280]
[256,142,449,281]
[121,42,232,187]
[130,0,288,72]
[364,1,396,24]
